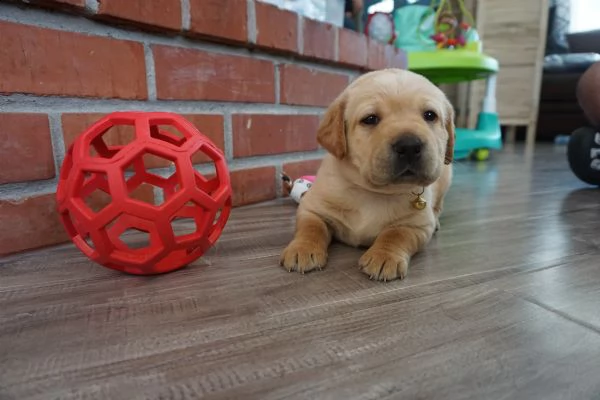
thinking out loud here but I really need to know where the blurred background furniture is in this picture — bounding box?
[358,0,600,148]
[465,0,549,148]
[361,0,550,151]
[537,0,600,142]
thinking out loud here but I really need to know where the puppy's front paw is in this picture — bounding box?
[359,248,410,281]
[280,241,328,274]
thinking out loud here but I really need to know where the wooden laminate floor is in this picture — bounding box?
[2,144,600,400]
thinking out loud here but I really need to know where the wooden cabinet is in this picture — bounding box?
[467,0,549,147]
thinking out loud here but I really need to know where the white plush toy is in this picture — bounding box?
[281,174,316,204]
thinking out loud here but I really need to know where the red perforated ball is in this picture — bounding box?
[56,111,232,275]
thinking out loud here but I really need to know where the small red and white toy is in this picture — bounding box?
[281,173,316,203]
[365,11,396,45]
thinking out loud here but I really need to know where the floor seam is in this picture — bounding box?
[512,292,600,335]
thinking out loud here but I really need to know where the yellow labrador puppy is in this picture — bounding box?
[280,68,455,281]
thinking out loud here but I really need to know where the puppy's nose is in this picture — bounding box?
[392,135,423,164]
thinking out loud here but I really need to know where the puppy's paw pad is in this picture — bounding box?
[359,249,409,281]
[279,241,327,274]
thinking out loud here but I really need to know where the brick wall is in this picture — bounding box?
[0,0,406,256]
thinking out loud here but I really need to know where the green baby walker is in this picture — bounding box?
[367,0,502,161]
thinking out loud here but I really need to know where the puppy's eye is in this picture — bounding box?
[423,110,438,122]
[360,114,380,126]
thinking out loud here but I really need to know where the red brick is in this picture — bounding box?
[62,113,136,151]
[339,28,368,67]
[302,18,336,61]
[280,64,348,107]
[387,47,407,69]
[255,1,297,53]
[130,183,155,205]
[232,114,320,158]
[0,114,55,185]
[53,0,83,5]
[0,194,68,255]
[188,0,247,43]
[97,0,182,31]
[366,41,405,71]
[282,159,322,179]
[0,188,153,255]
[367,38,387,70]
[0,21,147,99]
[184,115,225,164]
[62,113,224,167]
[51,0,83,5]
[230,166,276,207]
[153,45,275,103]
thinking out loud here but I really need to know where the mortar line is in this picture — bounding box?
[152,186,164,206]
[297,15,304,55]
[0,180,58,201]
[223,111,234,161]
[181,0,191,30]
[84,0,99,13]
[143,43,157,101]
[47,113,66,181]
[0,94,325,115]
[274,63,281,104]
[333,27,339,62]
[225,150,325,171]
[247,0,257,44]
[274,164,283,198]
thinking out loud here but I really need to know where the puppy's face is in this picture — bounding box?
[317,69,455,188]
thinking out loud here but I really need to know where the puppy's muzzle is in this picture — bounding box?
[392,135,423,175]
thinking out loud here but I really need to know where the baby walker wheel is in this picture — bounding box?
[471,148,490,161]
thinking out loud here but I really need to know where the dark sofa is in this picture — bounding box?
[537,26,600,141]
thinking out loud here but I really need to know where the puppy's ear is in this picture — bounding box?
[317,95,347,159]
[444,99,456,165]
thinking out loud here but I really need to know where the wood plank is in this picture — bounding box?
[467,0,548,131]
[3,279,600,399]
[489,252,600,332]
[1,144,600,399]
[478,0,548,65]
[471,65,539,121]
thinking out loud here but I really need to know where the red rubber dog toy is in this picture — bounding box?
[56,111,232,275]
